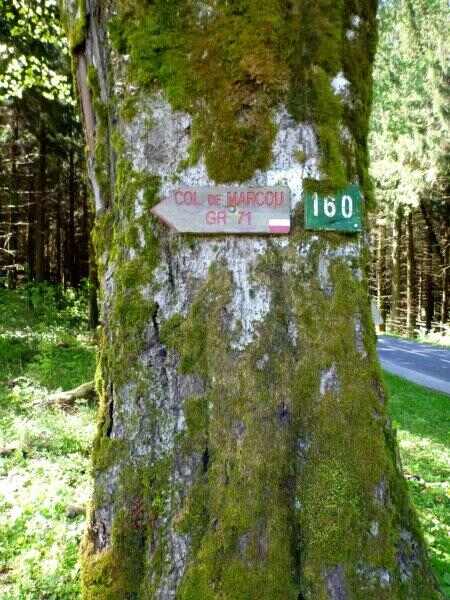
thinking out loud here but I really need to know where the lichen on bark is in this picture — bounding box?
[61,0,443,598]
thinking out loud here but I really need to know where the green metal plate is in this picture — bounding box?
[304,185,363,232]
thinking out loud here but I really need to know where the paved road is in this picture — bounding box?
[377,335,450,395]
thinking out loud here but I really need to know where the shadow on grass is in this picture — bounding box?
[26,339,95,392]
[0,336,37,381]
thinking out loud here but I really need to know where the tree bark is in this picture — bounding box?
[376,220,387,332]
[35,124,47,282]
[421,203,435,332]
[390,205,403,334]
[68,146,79,286]
[63,1,442,599]
[406,210,416,337]
[7,113,19,289]
[441,241,449,327]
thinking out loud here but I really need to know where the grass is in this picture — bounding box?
[0,285,96,599]
[384,372,450,597]
[0,288,448,598]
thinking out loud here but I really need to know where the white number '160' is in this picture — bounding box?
[313,194,353,219]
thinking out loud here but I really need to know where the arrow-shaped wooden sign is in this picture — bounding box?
[151,186,291,234]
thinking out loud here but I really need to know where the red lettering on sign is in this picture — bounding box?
[255,192,265,206]
[175,190,202,206]
[275,192,284,207]
[208,194,221,207]
[227,192,237,207]
[206,210,227,225]
[247,192,255,206]
[238,211,252,225]
[217,210,227,224]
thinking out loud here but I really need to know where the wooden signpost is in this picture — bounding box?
[304,184,363,232]
[151,186,291,234]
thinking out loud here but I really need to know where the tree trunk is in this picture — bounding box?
[441,241,449,327]
[376,220,387,332]
[63,2,442,599]
[56,187,63,284]
[421,204,435,332]
[7,114,19,289]
[390,205,403,334]
[27,175,36,280]
[35,125,47,282]
[68,146,79,286]
[406,210,416,337]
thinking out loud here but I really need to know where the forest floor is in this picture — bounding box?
[0,288,448,599]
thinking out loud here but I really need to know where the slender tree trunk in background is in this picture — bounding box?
[63,1,442,598]
[35,125,47,282]
[27,177,36,280]
[390,205,403,333]
[7,115,19,289]
[441,241,449,327]
[68,147,79,286]
[56,192,62,283]
[406,210,416,337]
[420,201,436,332]
[376,220,387,332]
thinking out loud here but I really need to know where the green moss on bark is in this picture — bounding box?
[60,0,87,52]
[81,458,172,599]
[108,0,376,192]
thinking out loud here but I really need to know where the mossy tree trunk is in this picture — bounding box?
[62,1,442,598]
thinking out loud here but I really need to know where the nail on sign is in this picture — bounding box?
[151,186,291,234]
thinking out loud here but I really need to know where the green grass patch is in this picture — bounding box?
[0,287,96,599]
[384,372,450,597]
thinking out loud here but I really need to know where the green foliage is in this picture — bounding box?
[0,0,73,104]
[370,0,450,211]
[385,372,450,597]
[0,288,96,600]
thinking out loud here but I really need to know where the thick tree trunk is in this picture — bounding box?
[63,1,442,599]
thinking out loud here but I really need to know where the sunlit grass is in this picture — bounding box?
[0,286,96,599]
[384,372,450,597]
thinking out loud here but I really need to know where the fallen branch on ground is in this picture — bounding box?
[47,381,96,408]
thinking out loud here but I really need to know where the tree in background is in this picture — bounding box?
[369,0,449,336]
[62,0,443,598]
[0,0,91,286]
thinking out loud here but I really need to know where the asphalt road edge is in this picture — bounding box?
[380,359,450,396]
